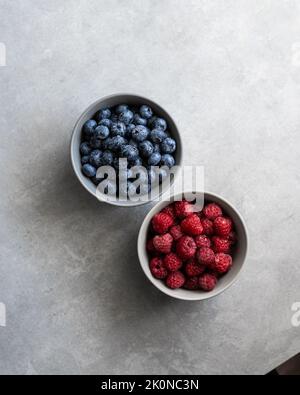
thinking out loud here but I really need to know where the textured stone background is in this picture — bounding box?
[0,0,299,374]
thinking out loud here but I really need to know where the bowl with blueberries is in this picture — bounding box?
[71,94,182,207]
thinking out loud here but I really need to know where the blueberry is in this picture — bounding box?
[102,137,112,150]
[148,152,161,166]
[83,119,97,138]
[120,145,139,162]
[126,124,135,140]
[130,156,143,167]
[82,164,96,178]
[161,154,175,168]
[100,150,114,166]
[128,139,139,148]
[110,113,119,123]
[89,150,103,168]
[81,155,90,165]
[99,119,112,128]
[153,143,160,153]
[149,117,167,132]
[96,108,111,121]
[150,129,168,144]
[107,136,128,152]
[140,105,153,120]
[115,104,128,114]
[80,142,92,156]
[119,110,134,125]
[132,125,149,142]
[111,122,126,137]
[139,140,154,158]
[161,137,176,154]
[133,113,147,126]
[94,125,110,140]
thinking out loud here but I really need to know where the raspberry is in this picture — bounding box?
[152,212,174,234]
[150,257,168,279]
[199,273,217,292]
[170,225,183,241]
[228,231,237,244]
[214,253,233,274]
[163,253,183,272]
[214,217,233,237]
[197,247,215,267]
[147,238,157,254]
[212,236,231,254]
[181,214,203,236]
[166,271,185,289]
[202,218,214,236]
[174,201,194,219]
[195,235,211,249]
[203,203,223,220]
[176,236,197,260]
[153,233,173,254]
[162,205,176,220]
[184,276,199,290]
[185,259,206,277]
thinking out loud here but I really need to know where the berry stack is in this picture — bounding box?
[79,103,177,196]
[147,201,237,292]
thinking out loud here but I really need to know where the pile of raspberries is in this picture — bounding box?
[147,200,237,292]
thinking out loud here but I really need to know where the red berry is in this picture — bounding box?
[181,214,203,236]
[214,253,233,274]
[147,238,157,254]
[228,231,237,244]
[199,273,217,292]
[163,253,183,272]
[153,233,173,254]
[195,235,212,249]
[174,201,194,219]
[212,236,231,254]
[202,218,214,236]
[176,236,197,260]
[162,205,176,220]
[152,212,174,234]
[170,225,184,241]
[150,257,168,279]
[184,276,199,290]
[214,217,233,238]
[185,259,206,277]
[203,203,223,221]
[166,271,185,289]
[197,247,215,267]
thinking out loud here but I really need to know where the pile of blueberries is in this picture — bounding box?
[80,104,177,195]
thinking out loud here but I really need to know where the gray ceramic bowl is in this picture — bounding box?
[138,191,248,301]
[71,93,182,207]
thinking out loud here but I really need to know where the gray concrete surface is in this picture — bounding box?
[0,0,299,375]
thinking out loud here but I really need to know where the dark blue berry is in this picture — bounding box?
[83,119,97,138]
[139,140,154,158]
[148,152,161,166]
[153,143,160,153]
[96,108,111,121]
[150,129,167,144]
[130,156,143,167]
[120,145,139,162]
[82,164,96,178]
[80,142,92,156]
[126,124,135,140]
[89,150,103,168]
[140,105,153,120]
[161,137,176,154]
[107,136,128,152]
[128,139,139,148]
[81,155,90,165]
[111,122,126,137]
[149,117,167,132]
[132,125,149,142]
[99,119,112,128]
[110,113,119,123]
[119,110,134,125]
[115,104,128,114]
[94,125,110,140]
[133,113,147,126]
[100,150,114,166]
[161,154,175,168]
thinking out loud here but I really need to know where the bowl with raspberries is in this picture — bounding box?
[138,192,248,301]
[71,94,182,206]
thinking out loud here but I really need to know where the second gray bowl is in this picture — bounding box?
[71,93,182,207]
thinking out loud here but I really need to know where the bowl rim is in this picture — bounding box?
[137,190,249,301]
[70,93,183,207]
